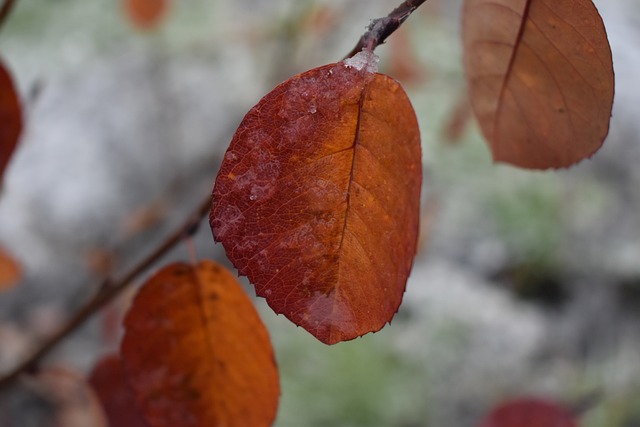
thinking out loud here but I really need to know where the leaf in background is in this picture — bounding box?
[0,59,22,183]
[37,367,109,427]
[121,261,279,427]
[462,0,614,169]
[211,51,422,344]
[477,397,577,427]
[0,246,21,291]
[442,90,473,144]
[123,0,170,30]
[88,354,148,427]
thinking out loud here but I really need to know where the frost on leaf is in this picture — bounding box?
[211,59,422,344]
[343,49,379,73]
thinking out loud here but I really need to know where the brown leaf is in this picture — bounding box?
[88,354,148,427]
[462,0,614,169]
[211,51,422,344]
[121,261,279,427]
[123,0,170,30]
[0,246,21,291]
[0,59,22,182]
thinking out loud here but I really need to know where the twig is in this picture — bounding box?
[0,0,17,34]
[345,0,427,59]
[0,194,212,391]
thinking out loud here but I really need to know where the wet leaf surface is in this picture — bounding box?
[211,53,422,344]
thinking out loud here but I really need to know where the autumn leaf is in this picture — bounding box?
[88,353,148,427]
[462,0,614,169]
[121,261,279,427]
[0,246,21,291]
[211,50,422,344]
[123,0,170,30]
[0,59,22,182]
[477,397,577,427]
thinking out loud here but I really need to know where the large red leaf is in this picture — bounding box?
[88,353,148,427]
[211,52,422,344]
[477,397,577,427]
[462,0,614,169]
[0,59,22,181]
[121,261,279,427]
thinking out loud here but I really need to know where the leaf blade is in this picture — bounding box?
[462,0,614,169]
[121,261,279,427]
[211,60,422,344]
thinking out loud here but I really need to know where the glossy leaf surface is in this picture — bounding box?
[0,59,22,181]
[123,0,169,30]
[121,261,279,427]
[462,0,614,169]
[478,397,577,427]
[211,55,422,344]
[88,354,148,427]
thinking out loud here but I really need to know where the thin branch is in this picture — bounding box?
[0,0,18,34]
[0,194,212,391]
[345,0,427,59]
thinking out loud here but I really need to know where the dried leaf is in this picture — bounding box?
[121,261,279,427]
[0,246,21,291]
[462,0,614,169]
[211,51,422,344]
[88,354,148,427]
[0,59,22,182]
[477,397,577,427]
[123,0,170,30]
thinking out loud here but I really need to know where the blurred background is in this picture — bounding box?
[1,0,640,425]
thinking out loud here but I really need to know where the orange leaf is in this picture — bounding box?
[121,261,279,427]
[477,397,577,427]
[88,353,148,427]
[123,0,170,30]
[462,0,614,169]
[0,59,22,181]
[211,51,422,344]
[0,246,21,291]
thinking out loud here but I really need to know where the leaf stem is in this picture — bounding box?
[345,0,428,59]
[0,195,212,391]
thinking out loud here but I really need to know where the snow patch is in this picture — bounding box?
[343,49,379,73]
